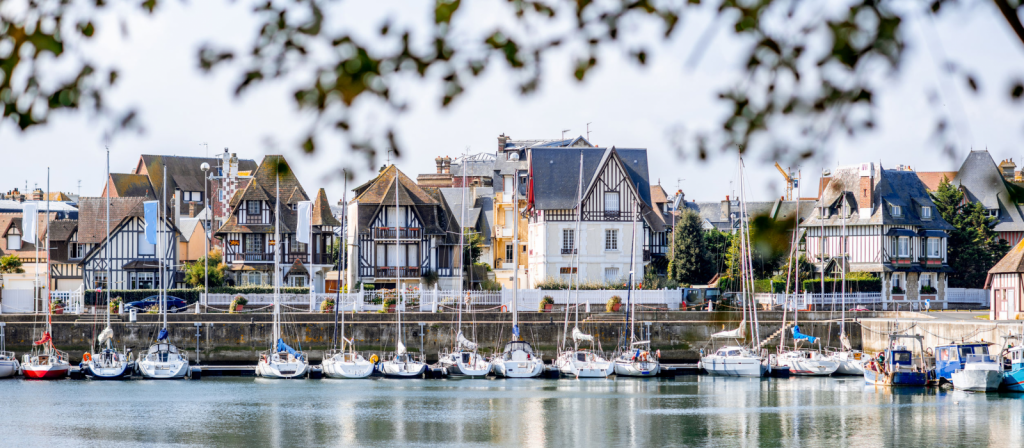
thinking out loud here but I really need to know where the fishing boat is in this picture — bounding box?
[137,168,190,379]
[863,334,928,386]
[490,172,544,379]
[83,149,134,380]
[256,173,309,379]
[1002,342,1024,392]
[0,323,17,378]
[376,169,427,379]
[22,170,70,380]
[555,153,613,379]
[321,175,374,379]
[934,342,1001,392]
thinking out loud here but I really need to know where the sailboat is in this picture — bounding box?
[83,149,133,380]
[22,168,71,380]
[137,166,190,379]
[490,171,544,378]
[322,174,374,379]
[613,198,660,377]
[256,172,310,379]
[700,158,768,378]
[829,192,865,375]
[555,152,613,378]
[377,166,428,378]
[438,154,491,378]
[0,323,17,378]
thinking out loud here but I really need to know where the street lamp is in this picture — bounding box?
[200,162,210,313]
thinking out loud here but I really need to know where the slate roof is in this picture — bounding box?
[951,151,1024,233]
[312,189,342,227]
[48,220,78,242]
[451,153,496,178]
[350,165,447,236]
[215,156,315,235]
[108,173,156,198]
[76,197,148,243]
[440,187,493,244]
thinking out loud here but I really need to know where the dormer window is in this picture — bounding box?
[246,200,261,216]
[6,231,21,250]
[921,206,932,219]
[891,205,902,217]
[820,207,830,219]
[987,208,999,218]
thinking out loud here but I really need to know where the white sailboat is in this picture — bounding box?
[377,166,428,379]
[137,166,190,379]
[700,158,767,378]
[491,170,544,378]
[256,172,310,379]
[84,149,133,380]
[613,198,660,377]
[322,174,374,379]
[0,323,19,378]
[555,152,613,378]
[830,193,865,375]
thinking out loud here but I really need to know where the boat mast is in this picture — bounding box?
[273,173,280,348]
[563,152,584,351]
[458,151,467,343]
[161,166,167,330]
[512,169,519,341]
[333,173,347,351]
[45,168,52,342]
[395,165,402,348]
[626,197,639,345]
[840,183,847,340]
[106,149,111,329]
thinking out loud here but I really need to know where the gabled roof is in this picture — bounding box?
[0,213,51,257]
[48,220,78,242]
[951,150,1024,232]
[990,239,1024,274]
[215,155,309,235]
[76,197,149,243]
[107,173,156,198]
[311,189,342,227]
[353,165,438,206]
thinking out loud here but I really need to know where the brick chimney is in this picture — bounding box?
[435,156,444,174]
[189,202,197,218]
[31,188,43,201]
[498,134,510,152]
[442,156,452,174]
[858,163,874,219]
[721,195,731,221]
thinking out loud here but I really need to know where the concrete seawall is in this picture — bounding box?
[0,311,905,363]
[860,317,1020,353]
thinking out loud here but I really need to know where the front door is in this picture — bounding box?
[998,289,1009,320]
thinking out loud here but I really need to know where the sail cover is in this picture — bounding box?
[98,327,114,345]
[33,331,52,346]
[711,320,746,339]
[840,333,853,351]
[396,341,407,355]
[457,331,478,350]
[792,325,817,344]
[513,324,521,341]
[276,338,298,356]
[571,326,594,342]
[157,328,168,341]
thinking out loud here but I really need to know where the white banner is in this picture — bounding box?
[21,203,37,244]
[296,201,312,243]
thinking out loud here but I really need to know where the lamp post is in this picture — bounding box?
[200,162,210,313]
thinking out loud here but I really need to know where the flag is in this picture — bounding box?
[144,201,159,244]
[296,201,312,243]
[22,203,37,244]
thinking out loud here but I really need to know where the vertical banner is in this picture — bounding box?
[144,201,159,244]
[296,201,312,243]
[22,203,38,244]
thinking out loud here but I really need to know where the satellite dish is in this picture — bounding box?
[509,153,520,161]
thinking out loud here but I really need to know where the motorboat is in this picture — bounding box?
[700,345,767,377]
[776,349,839,376]
[934,342,1000,391]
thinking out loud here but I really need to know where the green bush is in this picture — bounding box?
[84,286,312,306]
[539,296,554,312]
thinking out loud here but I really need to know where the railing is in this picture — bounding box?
[239,214,270,225]
[581,210,635,221]
[946,288,988,305]
[284,252,337,265]
[374,266,421,278]
[561,248,576,255]
[225,252,274,263]
[1,286,84,314]
[753,291,955,311]
[372,227,421,239]
[52,286,85,314]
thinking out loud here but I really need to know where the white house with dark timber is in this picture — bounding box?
[78,197,180,291]
[801,163,955,307]
[525,147,667,286]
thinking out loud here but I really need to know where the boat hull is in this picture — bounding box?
[257,360,309,379]
[137,360,190,379]
[439,353,492,377]
[613,360,661,377]
[700,357,766,377]
[83,362,133,380]
[833,352,866,375]
[864,369,927,386]
[491,359,544,378]
[782,359,839,376]
[953,369,1003,392]
[322,360,374,379]
[0,360,19,378]
[378,361,427,378]
[22,364,69,380]
[1003,370,1024,391]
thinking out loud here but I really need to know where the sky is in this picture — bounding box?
[2,1,1023,204]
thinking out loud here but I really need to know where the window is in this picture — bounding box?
[562,229,574,253]
[287,275,307,287]
[927,238,940,258]
[94,272,108,290]
[897,236,909,257]
[505,209,513,228]
[246,200,261,216]
[182,191,203,202]
[245,234,263,253]
[891,205,902,217]
[504,176,513,196]
[219,190,224,201]
[892,273,902,288]
[604,192,620,213]
[505,243,513,262]
[6,234,21,250]
[819,207,829,219]
[987,208,999,218]
[604,267,619,281]
[559,267,577,275]
[131,272,156,290]
[605,229,618,250]
[69,242,82,259]
[243,272,265,286]
[921,206,932,219]
[138,232,155,255]
[921,274,933,288]
[288,234,307,253]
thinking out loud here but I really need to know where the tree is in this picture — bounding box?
[932,177,1011,288]
[0,255,25,289]
[667,209,709,285]
[6,1,1021,165]
[184,249,226,288]
[702,228,733,279]
[462,230,484,266]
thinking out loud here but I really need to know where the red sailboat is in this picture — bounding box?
[21,168,70,380]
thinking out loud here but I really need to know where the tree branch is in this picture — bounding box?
[993,0,1024,47]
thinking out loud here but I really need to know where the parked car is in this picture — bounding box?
[124,296,188,313]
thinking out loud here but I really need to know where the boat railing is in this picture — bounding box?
[964,354,995,364]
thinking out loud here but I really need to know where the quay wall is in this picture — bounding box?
[860,318,1021,354]
[0,311,898,363]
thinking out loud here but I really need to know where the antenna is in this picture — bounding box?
[561,129,570,140]
[200,142,209,158]
[586,122,592,141]
[77,180,81,198]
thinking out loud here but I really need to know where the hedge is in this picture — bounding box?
[801,278,882,293]
[84,286,312,306]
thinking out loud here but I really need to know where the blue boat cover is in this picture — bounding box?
[157,328,168,341]
[277,338,298,356]
[513,324,520,341]
[792,325,817,344]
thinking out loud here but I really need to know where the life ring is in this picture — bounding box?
[82,352,92,362]
[369,354,380,364]
[501,305,508,313]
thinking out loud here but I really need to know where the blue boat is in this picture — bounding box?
[932,342,994,384]
[1002,345,1024,392]
[863,335,928,387]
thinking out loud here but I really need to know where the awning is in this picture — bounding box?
[885,228,917,237]
[122,261,159,270]
[919,230,949,238]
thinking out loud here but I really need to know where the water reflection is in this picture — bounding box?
[0,376,1021,446]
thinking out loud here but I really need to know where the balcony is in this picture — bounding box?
[227,253,274,263]
[375,266,421,278]
[373,227,421,240]
[581,210,635,221]
[239,214,270,225]
[561,248,576,255]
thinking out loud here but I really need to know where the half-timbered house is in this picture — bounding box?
[950,150,1024,246]
[78,197,180,291]
[48,220,83,291]
[986,239,1024,320]
[345,165,460,290]
[801,163,955,306]
[214,156,342,289]
[525,147,666,285]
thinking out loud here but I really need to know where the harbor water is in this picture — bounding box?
[1,376,1022,446]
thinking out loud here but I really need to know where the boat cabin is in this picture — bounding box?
[934,342,993,381]
[502,341,536,361]
[885,347,914,369]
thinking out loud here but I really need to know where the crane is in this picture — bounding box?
[775,162,795,201]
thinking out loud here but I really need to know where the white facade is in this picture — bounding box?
[528,220,644,286]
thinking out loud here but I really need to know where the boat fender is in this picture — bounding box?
[656,350,661,359]
[369,354,380,364]
[82,352,92,363]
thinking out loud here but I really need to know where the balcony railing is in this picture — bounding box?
[891,256,913,267]
[226,253,274,263]
[581,210,635,221]
[375,266,421,278]
[373,227,421,239]
[561,248,576,255]
[919,256,944,267]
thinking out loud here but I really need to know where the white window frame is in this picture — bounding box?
[287,275,307,287]
[503,176,514,197]
[920,273,934,289]
[897,236,909,257]
[94,272,109,290]
[604,192,620,213]
[562,229,574,253]
[6,234,21,250]
[605,229,618,251]
[69,242,82,259]
[891,205,902,217]
[921,206,932,219]
[604,267,619,282]
[131,272,156,290]
[138,232,156,256]
[927,237,940,258]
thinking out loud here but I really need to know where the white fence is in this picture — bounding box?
[754,290,984,311]
[946,288,989,306]
[1,286,83,314]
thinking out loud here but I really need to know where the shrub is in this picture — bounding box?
[606,295,622,312]
[320,299,335,312]
[108,297,122,313]
[229,295,248,313]
[539,296,554,312]
[920,285,937,294]
[892,286,905,294]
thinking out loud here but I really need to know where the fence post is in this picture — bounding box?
[358,283,365,312]
[432,284,438,313]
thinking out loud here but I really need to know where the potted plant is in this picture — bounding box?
[539,296,554,312]
[920,285,937,294]
[230,295,248,313]
[891,286,905,295]
[50,299,64,315]
[109,297,122,314]
[607,295,622,313]
[320,298,335,313]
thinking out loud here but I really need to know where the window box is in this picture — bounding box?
[920,294,937,302]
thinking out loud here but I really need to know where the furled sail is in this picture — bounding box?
[457,331,478,350]
[157,328,168,342]
[792,325,817,344]
[571,326,594,342]
[840,333,853,351]
[711,320,746,339]
[276,338,298,356]
[396,341,407,355]
[97,327,114,345]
